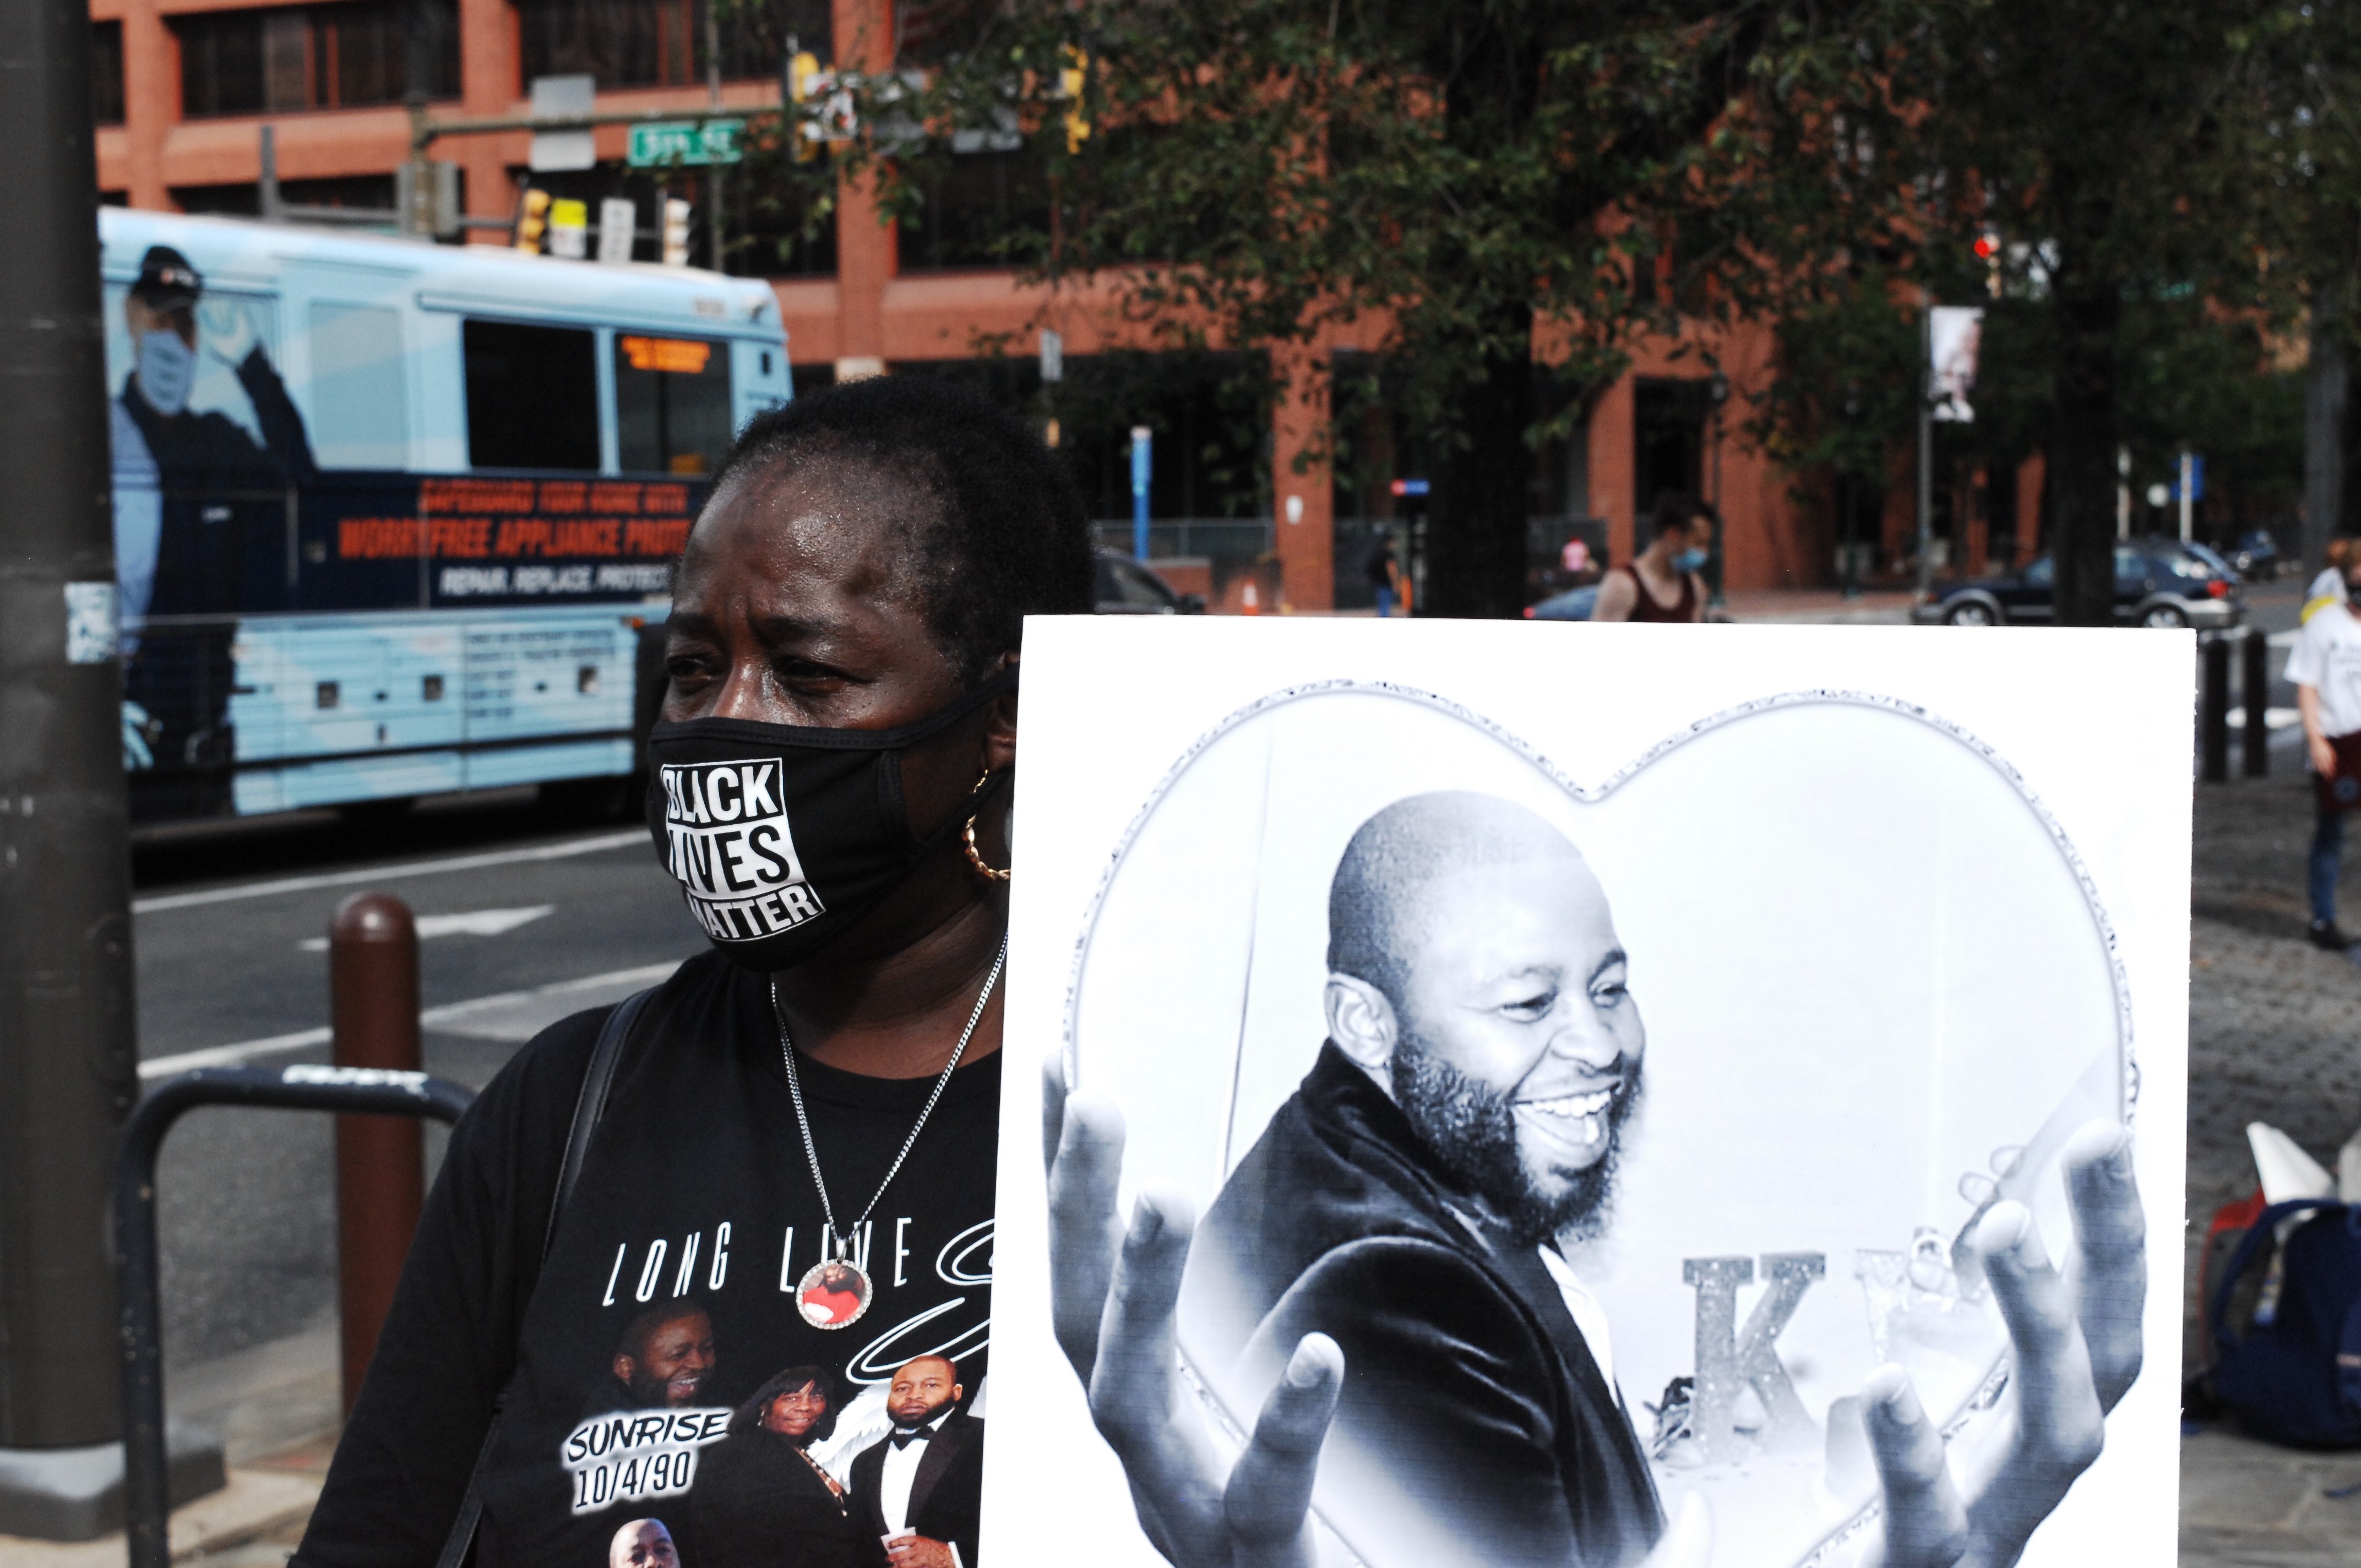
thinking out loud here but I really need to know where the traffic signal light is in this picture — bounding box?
[515,187,552,254]
[787,49,822,162]
[548,198,589,259]
[662,198,693,267]
[1060,54,1090,153]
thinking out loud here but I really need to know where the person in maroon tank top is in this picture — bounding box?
[1594,493,1712,623]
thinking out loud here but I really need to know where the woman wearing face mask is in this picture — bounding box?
[1592,492,1713,623]
[291,376,1091,1568]
[690,1366,860,1568]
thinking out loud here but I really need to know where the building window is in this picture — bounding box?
[93,21,124,125]
[173,0,459,119]
[517,0,830,88]
[464,320,600,472]
[897,148,1049,271]
[173,174,396,217]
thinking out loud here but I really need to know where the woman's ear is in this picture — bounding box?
[981,651,1018,776]
[1325,973,1400,1077]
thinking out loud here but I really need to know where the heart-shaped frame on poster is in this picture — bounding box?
[1060,680,2133,1568]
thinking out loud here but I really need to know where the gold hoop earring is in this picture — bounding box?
[964,769,1010,881]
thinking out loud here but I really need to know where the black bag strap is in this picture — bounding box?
[433,984,656,1568]
[2208,1197,2345,1353]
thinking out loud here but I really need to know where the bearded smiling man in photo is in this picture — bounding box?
[1113,789,2145,1568]
[1178,792,1661,1568]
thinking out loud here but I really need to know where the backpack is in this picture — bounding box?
[2208,1197,2361,1449]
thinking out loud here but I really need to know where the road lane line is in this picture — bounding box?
[138,1026,333,1079]
[295,905,556,951]
[137,959,683,1080]
[133,830,650,914]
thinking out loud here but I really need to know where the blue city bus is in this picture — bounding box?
[100,209,790,824]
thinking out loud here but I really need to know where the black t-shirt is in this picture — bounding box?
[293,950,999,1568]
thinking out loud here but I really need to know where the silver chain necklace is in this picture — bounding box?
[769,938,1006,1330]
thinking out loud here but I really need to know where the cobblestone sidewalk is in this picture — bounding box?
[2184,772,2361,1563]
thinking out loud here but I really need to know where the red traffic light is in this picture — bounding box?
[1973,233,1999,260]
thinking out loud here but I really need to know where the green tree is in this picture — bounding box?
[760,0,1829,616]
[1725,0,2288,623]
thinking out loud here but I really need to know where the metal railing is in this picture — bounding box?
[114,1063,474,1568]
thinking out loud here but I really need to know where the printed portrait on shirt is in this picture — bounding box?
[472,998,1000,1568]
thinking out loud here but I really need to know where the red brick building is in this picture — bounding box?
[90,0,1984,608]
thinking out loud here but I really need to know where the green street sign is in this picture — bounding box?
[626,119,745,167]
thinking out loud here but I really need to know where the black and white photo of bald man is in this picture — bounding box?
[1049,788,2147,1568]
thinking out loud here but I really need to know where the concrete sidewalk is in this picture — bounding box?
[2183,1426,2361,1566]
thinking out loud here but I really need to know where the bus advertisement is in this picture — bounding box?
[101,208,790,825]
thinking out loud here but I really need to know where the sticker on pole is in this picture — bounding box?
[64,581,118,664]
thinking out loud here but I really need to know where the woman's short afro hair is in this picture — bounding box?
[708,374,1096,683]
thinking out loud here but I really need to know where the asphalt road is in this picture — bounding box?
[133,787,703,1371]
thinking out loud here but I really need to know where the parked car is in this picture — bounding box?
[2182,539,2244,584]
[1911,537,2244,628]
[2228,528,2281,581]
[1095,550,1207,614]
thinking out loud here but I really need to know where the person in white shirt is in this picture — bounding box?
[2305,537,2355,626]
[2288,551,2361,948]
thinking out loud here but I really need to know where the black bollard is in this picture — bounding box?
[2243,626,2270,778]
[2202,634,2231,783]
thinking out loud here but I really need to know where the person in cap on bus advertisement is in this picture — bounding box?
[115,243,314,494]
[109,243,319,793]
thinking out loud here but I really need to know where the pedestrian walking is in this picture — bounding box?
[2305,537,2354,626]
[1364,532,1403,617]
[2291,550,2361,949]
[1594,494,1712,623]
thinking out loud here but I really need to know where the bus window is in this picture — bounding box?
[464,318,597,470]
[614,332,731,475]
[308,302,408,468]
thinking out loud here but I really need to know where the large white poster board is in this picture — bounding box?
[986,619,2188,1568]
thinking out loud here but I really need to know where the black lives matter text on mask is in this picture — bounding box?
[659,760,828,943]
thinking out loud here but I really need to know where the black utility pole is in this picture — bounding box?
[0,0,142,1511]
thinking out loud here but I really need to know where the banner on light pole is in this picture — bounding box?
[1930,306,1984,423]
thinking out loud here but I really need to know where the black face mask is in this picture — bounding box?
[645,667,1015,972]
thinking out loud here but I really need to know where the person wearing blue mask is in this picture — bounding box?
[1593,492,1712,623]
[110,245,318,808]
[116,244,314,494]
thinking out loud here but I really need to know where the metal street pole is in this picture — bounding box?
[1706,372,1728,607]
[0,0,140,1489]
[1916,299,1934,602]
[1131,425,1152,561]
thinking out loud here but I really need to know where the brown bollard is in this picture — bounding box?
[330,892,423,1414]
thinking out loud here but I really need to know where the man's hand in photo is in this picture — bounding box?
[1049,1058,2144,1568]
[883,1533,959,1568]
[1046,1063,1341,1568]
[1864,1121,2144,1568]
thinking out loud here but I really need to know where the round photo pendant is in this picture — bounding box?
[795,1259,873,1330]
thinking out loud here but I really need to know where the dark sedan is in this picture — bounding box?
[1094,550,1207,614]
[1911,538,2244,629]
